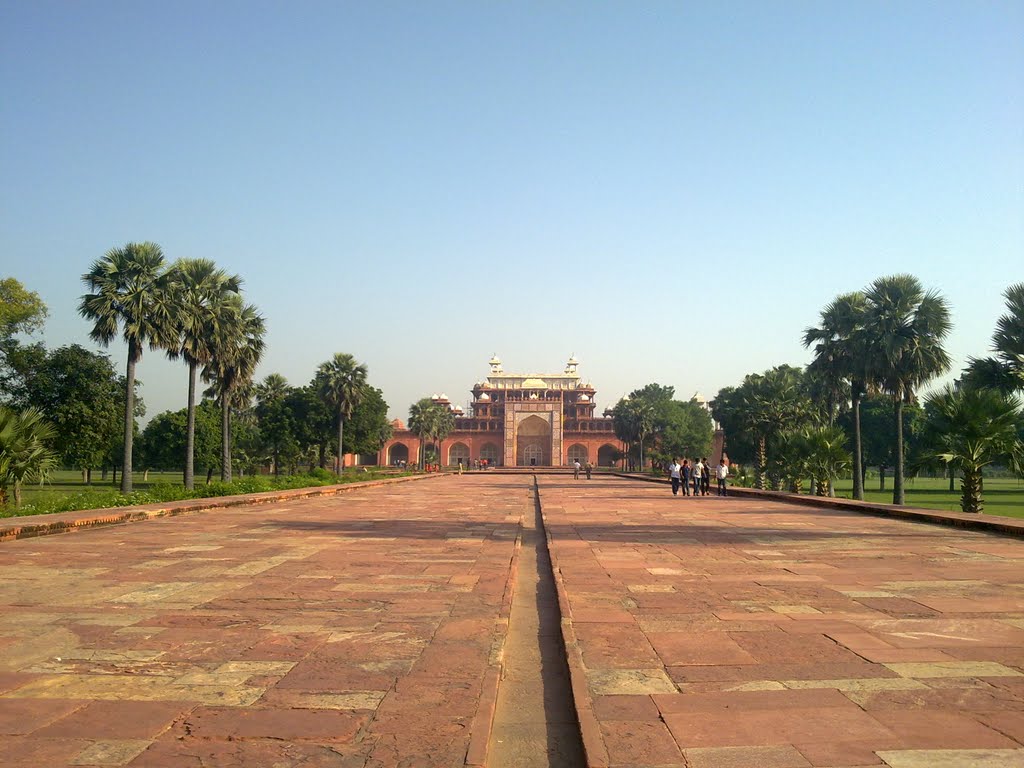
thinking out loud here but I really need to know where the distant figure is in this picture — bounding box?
[701,457,711,495]
[573,459,581,479]
[458,459,463,475]
[585,461,593,480]
[717,460,729,496]
[681,460,691,496]
[669,458,682,496]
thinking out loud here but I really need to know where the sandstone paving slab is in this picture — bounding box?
[0,475,528,767]
[538,476,1024,768]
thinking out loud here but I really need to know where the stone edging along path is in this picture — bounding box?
[617,472,1024,538]
[0,473,444,544]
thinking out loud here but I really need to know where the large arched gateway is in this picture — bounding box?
[516,415,550,466]
[376,356,630,467]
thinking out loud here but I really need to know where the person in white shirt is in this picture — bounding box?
[692,459,704,496]
[668,459,682,496]
[573,460,581,480]
[716,460,729,496]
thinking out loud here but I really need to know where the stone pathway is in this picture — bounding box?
[0,476,528,767]
[2,473,1023,767]
[539,475,1024,768]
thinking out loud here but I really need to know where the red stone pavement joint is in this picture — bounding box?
[465,524,523,766]
[619,472,1024,538]
[536,476,611,768]
[0,473,445,544]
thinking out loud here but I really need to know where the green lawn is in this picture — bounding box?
[832,476,1024,519]
[5,467,406,518]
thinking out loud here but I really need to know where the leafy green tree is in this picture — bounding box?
[315,353,368,473]
[0,277,48,340]
[652,399,713,465]
[803,292,869,499]
[841,395,923,491]
[965,283,1024,395]
[345,386,393,459]
[254,376,299,476]
[919,385,1024,513]
[79,242,177,493]
[138,401,222,477]
[287,385,335,469]
[739,365,811,489]
[165,259,242,490]
[863,274,952,504]
[711,385,755,466]
[202,296,266,482]
[0,406,58,507]
[612,397,656,471]
[20,345,123,480]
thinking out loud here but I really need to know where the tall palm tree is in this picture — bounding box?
[165,259,242,490]
[0,406,59,507]
[965,282,1024,395]
[254,373,290,407]
[315,353,368,474]
[79,242,176,493]
[920,385,1023,513]
[864,274,952,505]
[202,297,266,482]
[408,397,434,469]
[804,292,869,499]
[741,366,809,490]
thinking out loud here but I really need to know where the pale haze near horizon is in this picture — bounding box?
[2,2,1021,425]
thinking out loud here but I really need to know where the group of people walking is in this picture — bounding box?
[668,457,729,497]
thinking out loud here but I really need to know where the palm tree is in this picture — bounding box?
[803,425,852,497]
[741,366,809,490]
[965,283,1024,395]
[864,274,952,505]
[254,373,290,406]
[920,385,1023,513]
[165,259,242,490]
[0,406,58,507]
[202,297,266,482]
[804,292,869,499]
[79,242,176,493]
[315,353,368,474]
[407,398,434,469]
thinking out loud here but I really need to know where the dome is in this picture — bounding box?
[478,392,491,401]
[578,394,590,402]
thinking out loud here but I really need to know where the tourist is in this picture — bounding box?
[701,457,711,495]
[692,457,703,496]
[681,459,691,496]
[717,459,729,496]
[573,459,581,479]
[585,461,593,480]
[669,458,682,495]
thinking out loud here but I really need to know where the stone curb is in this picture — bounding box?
[465,512,524,766]
[535,478,610,768]
[0,473,443,544]
[615,472,1024,538]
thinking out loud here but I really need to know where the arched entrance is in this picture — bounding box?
[388,443,410,466]
[479,443,499,466]
[597,444,618,467]
[516,415,550,466]
[567,444,588,464]
[448,443,470,467]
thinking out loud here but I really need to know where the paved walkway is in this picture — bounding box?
[0,476,528,767]
[540,475,1024,768]
[1,474,1023,767]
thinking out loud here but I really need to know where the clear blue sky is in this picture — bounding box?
[2,2,1022,422]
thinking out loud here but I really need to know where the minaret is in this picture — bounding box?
[489,354,503,375]
[565,354,579,375]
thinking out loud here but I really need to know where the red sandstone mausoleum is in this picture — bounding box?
[378,356,625,467]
